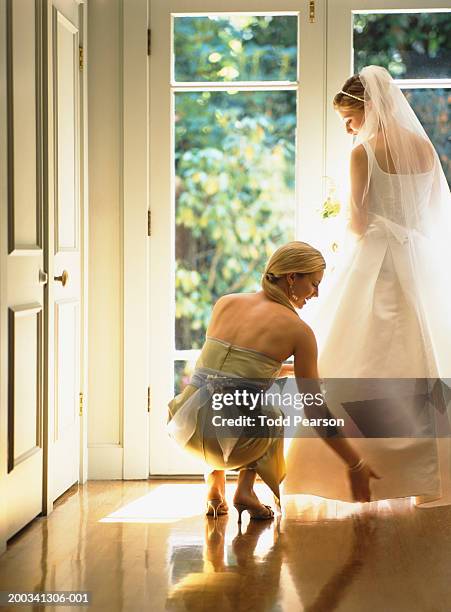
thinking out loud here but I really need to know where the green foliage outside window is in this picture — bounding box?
[174,17,297,350]
[354,13,450,183]
[354,13,450,79]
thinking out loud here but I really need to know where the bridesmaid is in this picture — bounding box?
[168,241,379,522]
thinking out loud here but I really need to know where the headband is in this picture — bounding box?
[339,89,365,103]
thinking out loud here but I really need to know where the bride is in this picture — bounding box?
[284,65,451,505]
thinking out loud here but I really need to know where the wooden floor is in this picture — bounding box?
[0,481,450,611]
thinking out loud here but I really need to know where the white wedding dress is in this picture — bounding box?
[284,67,451,506]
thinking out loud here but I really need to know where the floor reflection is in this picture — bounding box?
[167,517,283,610]
[164,493,451,612]
[0,482,450,612]
[284,515,372,612]
[165,511,373,611]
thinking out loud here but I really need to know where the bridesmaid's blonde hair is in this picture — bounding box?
[262,241,326,314]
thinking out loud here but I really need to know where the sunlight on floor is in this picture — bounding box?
[283,494,358,521]
[98,481,406,525]
[99,484,207,523]
[283,494,416,521]
[99,482,275,524]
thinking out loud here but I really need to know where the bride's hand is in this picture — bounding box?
[348,463,381,502]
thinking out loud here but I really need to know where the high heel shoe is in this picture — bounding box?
[206,499,228,519]
[233,503,274,524]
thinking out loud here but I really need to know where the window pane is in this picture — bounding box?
[173,15,298,82]
[174,361,196,395]
[404,88,451,185]
[174,90,296,349]
[353,12,451,79]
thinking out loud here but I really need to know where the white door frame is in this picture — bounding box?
[122,0,150,478]
[148,0,327,475]
[77,0,89,486]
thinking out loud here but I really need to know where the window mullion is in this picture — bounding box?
[396,79,451,89]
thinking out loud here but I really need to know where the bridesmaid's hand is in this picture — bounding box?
[348,463,381,502]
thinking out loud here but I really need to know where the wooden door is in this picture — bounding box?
[3,0,45,538]
[49,0,82,502]
[0,0,83,541]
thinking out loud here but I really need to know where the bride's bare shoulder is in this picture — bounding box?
[350,144,368,168]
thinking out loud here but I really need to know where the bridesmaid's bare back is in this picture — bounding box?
[206,292,309,363]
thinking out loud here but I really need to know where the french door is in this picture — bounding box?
[149,0,326,475]
[149,0,450,476]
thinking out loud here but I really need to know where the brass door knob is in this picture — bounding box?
[54,270,69,286]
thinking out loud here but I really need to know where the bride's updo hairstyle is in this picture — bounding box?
[262,241,325,314]
[334,68,396,115]
[333,74,365,111]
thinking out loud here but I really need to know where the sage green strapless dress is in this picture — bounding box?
[168,337,286,502]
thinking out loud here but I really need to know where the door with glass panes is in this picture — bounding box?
[149,1,326,474]
[149,0,450,476]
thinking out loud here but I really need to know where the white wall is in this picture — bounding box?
[87,0,124,475]
[87,0,149,478]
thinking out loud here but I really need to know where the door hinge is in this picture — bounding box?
[79,392,84,416]
[147,386,151,412]
[147,210,152,236]
[309,0,316,23]
[147,28,151,56]
[79,46,84,70]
